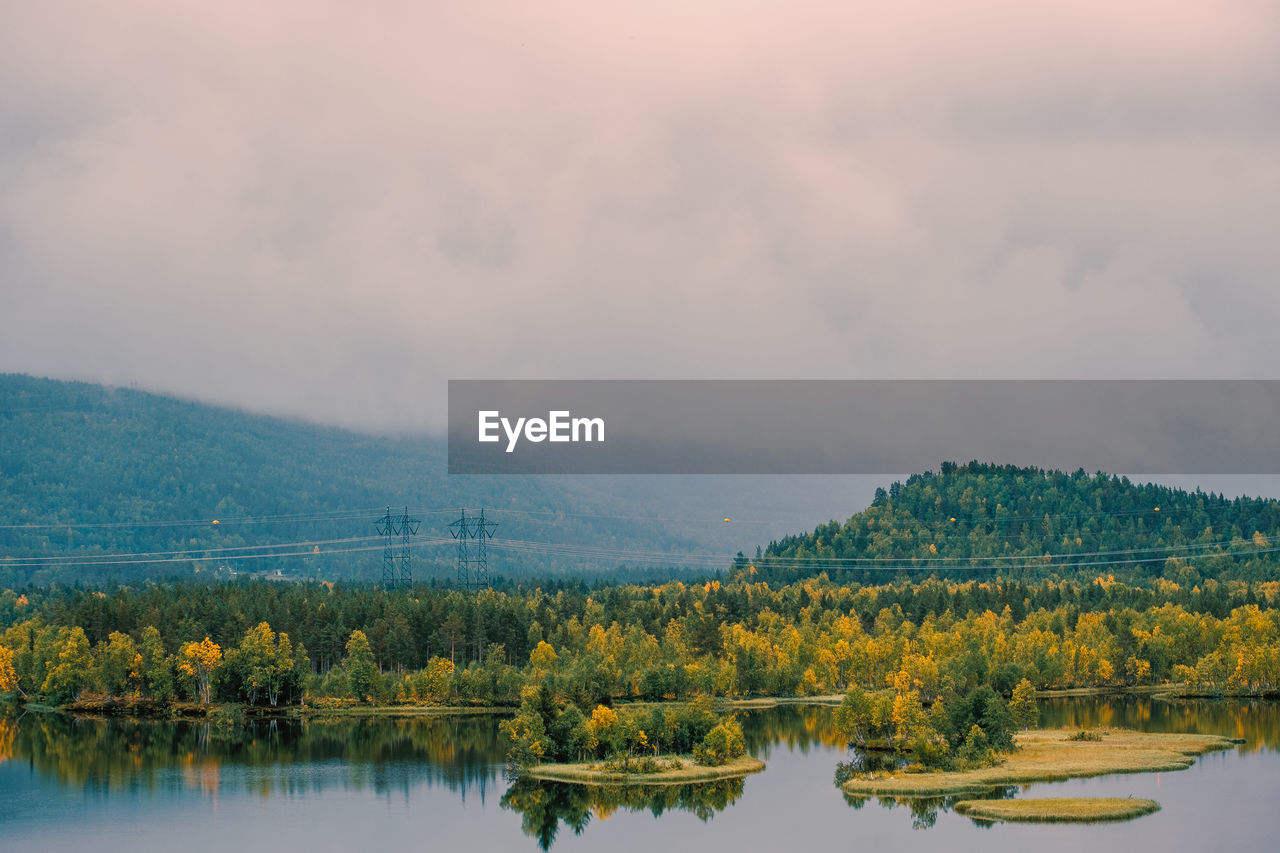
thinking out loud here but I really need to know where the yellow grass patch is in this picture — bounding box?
[842,727,1234,796]
[954,797,1160,823]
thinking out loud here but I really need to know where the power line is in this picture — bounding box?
[4,529,1280,576]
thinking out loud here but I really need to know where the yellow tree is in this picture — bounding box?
[0,645,19,696]
[586,705,620,757]
[529,641,558,677]
[178,637,222,704]
[1009,678,1038,730]
[415,657,454,703]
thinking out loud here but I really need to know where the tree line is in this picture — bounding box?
[3,573,1278,708]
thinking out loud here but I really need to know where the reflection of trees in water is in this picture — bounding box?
[1039,697,1280,751]
[741,705,845,758]
[841,784,1016,830]
[501,776,747,851]
[4,712,506,798]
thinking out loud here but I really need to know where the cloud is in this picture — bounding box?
[2,1,1278,431]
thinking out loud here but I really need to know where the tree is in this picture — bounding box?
[97,631,141,697]
[178,637,222,704]
[268,631,294,706]
[585,705,620,757]
[529,641,558,676]
[139,626,174,703]
[289,641,312,705]
[834,686,877,748]
[415,657,454,704]
[41,627,94,704]
[1010,678,1038,730]
[0,645,20,696]
[235,622,277,705]
[500,685,551,767]
[344,630,377,703]
[693,717,746,766]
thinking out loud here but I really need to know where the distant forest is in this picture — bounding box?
[761,462,1280,585]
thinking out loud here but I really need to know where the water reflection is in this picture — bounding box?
[742,704,845,758]
[2,698,1278,849]
[1037,695,1280,751]
[501,775,747,851]
[0,708,506,798]
[842,788,1015,830]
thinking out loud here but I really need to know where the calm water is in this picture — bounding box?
[2,698,1279,852]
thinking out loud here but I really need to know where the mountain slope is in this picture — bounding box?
[0,375,689,583]
[0,374,872,585]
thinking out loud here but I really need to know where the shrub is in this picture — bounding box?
[693,717,746,766]
[1067,729,1104,742]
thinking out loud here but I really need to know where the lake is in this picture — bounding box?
[2,697,1278,851]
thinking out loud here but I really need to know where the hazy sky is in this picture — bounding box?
[3,1,1278,433]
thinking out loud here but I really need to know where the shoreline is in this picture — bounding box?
[17,686,1279,724]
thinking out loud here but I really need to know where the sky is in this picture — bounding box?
[2,1,1279,434]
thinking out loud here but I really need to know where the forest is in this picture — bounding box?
[761,462,1280,584]
[2,572,1278,712]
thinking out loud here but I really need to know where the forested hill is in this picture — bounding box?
[759,462,1280,585]
[0,374,737,585]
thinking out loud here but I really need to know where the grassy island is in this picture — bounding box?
[524,754,765,785]
[842,727,1235,796]
[954,797,1161,823]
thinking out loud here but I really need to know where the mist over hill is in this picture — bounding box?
[0,374,870,585]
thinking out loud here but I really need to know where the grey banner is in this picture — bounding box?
[447,380,1280,475]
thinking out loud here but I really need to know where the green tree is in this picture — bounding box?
[138,626,174,703]
[344,630,377,703]
[41,627,94,704]
[500,685,552,767]
[96,631,140,697]
[235,622,277,705]
[290,641,312,705]
[834,686,877,748]
[693,717,745,766]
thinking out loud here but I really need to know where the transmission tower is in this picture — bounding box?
[376,506,419,590]
[399,506,419,589]
[377,507,398,589]
[450,509,471,587]
[450,508,497,589]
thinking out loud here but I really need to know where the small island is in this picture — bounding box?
[954,797,1161,823]
[525,753,765,785]
[501,687,763,785]
[841,727,1236,797]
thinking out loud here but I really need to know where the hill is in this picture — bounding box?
[759,462,1280,585]
[0,374,865,585]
